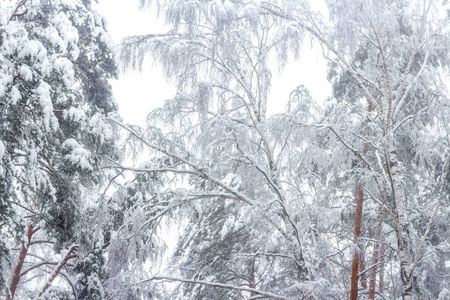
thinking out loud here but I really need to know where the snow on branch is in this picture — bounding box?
[38,245,78,298]
[108,117,297,257]
[8,0,28,24]
[136,276,289,300]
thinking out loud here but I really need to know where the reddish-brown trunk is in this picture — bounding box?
[368,207,384,299]
[7,224,35,300]
[359,243,368,290]
[379,242,386,294]
[349,253,360,300]
[39,245,78,297]
[349,103,372,300]
[349,181,365,300]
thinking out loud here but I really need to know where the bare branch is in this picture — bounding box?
[8,0,28,24]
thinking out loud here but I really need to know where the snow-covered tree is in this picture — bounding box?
[115,1,325,298]
[0,0,118,298]
[113,1,340,299]
[310,1,450,298]
[115,0,450,299]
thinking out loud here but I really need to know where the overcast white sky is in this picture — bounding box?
[93,0,331,126]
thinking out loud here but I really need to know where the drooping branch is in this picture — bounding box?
[57,272,77,300]
[125,193,240,240]
[136,276,289,300]
[109,117,307,272]
[260,3,382,117]
[20,262,58,278]
[393,51,429,119]
[392,0,431,113]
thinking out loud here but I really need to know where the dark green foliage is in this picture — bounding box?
[0,0,119,297]
[74,250,106,300]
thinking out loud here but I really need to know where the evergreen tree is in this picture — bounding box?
[0,0,118,298]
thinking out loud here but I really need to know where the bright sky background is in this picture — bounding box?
[92,1,331,270]
[93,0,331,127]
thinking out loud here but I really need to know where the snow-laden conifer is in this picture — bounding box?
[0,0,119,298]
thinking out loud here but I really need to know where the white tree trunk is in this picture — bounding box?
[388,137,413,300]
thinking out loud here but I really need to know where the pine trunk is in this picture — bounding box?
[349,103,370,300]
[359,244,368,290]
[368,207,384,299]
[379,242,386,294]
[7,224,35,300]
[349,181,365,300]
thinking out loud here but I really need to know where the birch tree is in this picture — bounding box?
[318,1,450,299]
[262,0,450,298]
[113,0,450,299]
[116,1,333,298]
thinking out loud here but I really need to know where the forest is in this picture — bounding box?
[0,0,449,299]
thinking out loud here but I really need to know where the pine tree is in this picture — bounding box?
[0,0,118,298]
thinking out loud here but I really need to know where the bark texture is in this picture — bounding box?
[388,139,413,300]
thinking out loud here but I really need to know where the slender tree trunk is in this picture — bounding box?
[248,256,257,298]
[349,103,371,300]
[387,138,413,300]
[7,224,35,300]
[368,207,384,299]
[349,180,365,300]
[379,241,386,294]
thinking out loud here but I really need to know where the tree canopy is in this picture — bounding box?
[1,0,450,299]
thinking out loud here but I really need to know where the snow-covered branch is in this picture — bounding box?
[137,276,289,300]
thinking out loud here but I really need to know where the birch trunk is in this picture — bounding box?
[387,137,413,300]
